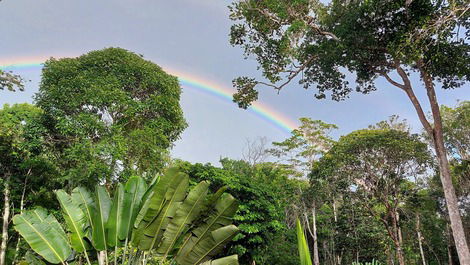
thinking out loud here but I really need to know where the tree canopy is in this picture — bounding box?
[35,48,187,186]
[229,0,469,107]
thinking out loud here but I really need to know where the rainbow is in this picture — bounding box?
[0,56,297,134]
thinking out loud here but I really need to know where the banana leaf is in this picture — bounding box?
[119,176,147,241]
[56,190,90,252]
[92,185,111,251]
[71,187,95,239]
[138,172,189,250]
[106,183,124,247]
[13,210,71,264]
[176,193,238,263]
[157,181,210,256]
[176,225,239,265]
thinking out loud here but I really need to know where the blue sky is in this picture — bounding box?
[1,0,468,165]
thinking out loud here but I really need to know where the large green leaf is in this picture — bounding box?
[296,218,312,265]
[176,225,239,265]
[119,176,147,241]
[92,185,111,251]
[106,183,124,247]
[137,171,189,250]
[29,208,68,245]
[56,190,90,253]
[71,187,95,239]
[176,193,238,263]
[157,181,210,257]
[13,210,71,264]
[200,255,239,265]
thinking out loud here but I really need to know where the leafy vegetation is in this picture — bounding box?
[14,169,240,265]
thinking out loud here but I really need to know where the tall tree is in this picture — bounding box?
[229,0,470,261]
[315,129,432,265]
[35,48,187,187]
[268,117,337,265]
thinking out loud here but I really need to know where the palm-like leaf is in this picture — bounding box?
[56,190,90,253]
[71,187,95,239]
[119,176,147,241]
[177,225,239,265]
[13,209,71,264]
[175,193,239,265]
[107,183,125,247]
[157,181,210,257]
[133,168,189,250]
[92,185,111,251]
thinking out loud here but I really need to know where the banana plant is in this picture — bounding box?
[14,169,240,265]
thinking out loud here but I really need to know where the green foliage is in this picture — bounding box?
[12,208,71,264]
[176,159,300,264]
[229,0,469,107]
[14,169,240,265]
[35,47,187,187]
[269,117,337,176]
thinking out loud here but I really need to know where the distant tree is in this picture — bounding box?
[241,136,270,166]
[229,0,470,261]
[368,115,410,132]
[268,117,337,178]
[35,48,187,187]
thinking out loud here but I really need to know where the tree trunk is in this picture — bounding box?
[0,175,10,265]
[391,63,470,264]
[420,67,470,264]
[416,214,426,265]
[312,204,320,265]
[391,210,405,265]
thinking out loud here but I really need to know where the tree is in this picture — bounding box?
[241,136,270,166]
[35,48,187,187]
[315,129,432,265]
[0,104,58,265]
[269,117,337,178]
[229,1,470,261]
[14,169,240,265]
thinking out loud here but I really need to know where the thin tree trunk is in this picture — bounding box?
[13,169,30,264]
[312,204,320,265]
[385,63,470,263]
[416,214,426,265]
[419,65,470,264]
[391,209,405,265]
[0,174,11,265]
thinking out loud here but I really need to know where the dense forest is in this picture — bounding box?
[1,0,469,264]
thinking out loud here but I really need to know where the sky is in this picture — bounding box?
[0,0,468,165]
